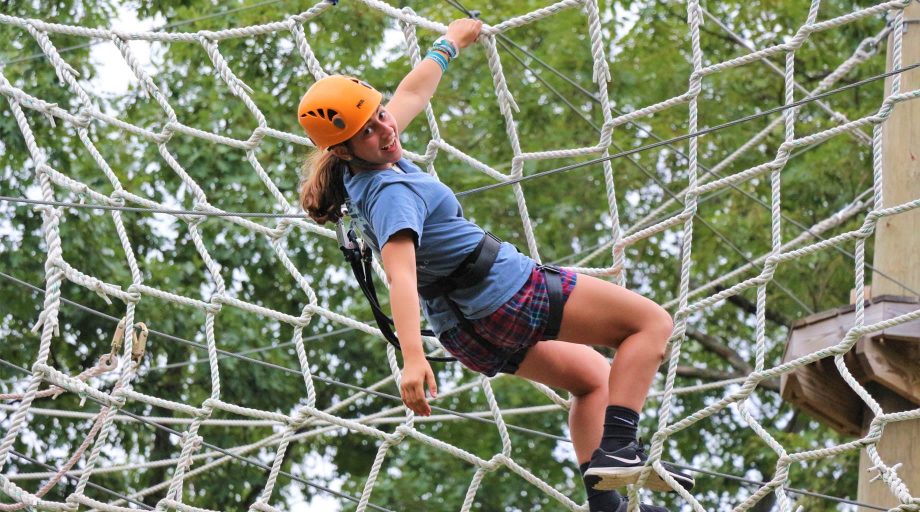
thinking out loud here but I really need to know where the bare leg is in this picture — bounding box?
[514,273,672,463]
[553,273,672,411]
[515,341,609,464]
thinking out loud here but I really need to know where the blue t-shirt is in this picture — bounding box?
[344,158,535,336]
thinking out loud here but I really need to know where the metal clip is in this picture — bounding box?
[336,219,356,250]
[132,322,149,363]
[106,318,149,365]
[110,318,127,357]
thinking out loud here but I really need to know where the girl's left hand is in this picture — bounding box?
[445,18,483,50]
[400,357,438,416]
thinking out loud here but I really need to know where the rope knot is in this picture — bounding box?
[73,106,92,127]
[265,226,287,241]
[124,284,143,303]
[90,280,113,305]
[393,424,414,438]
[109,29,131,43]
[206,299,223,315]
[181,432,204,451]
[108,190,126,207]
[197,31,218,44]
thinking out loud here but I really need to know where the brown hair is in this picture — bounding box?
[299,149,348,224]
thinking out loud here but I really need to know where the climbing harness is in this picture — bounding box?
[337,215,566,371]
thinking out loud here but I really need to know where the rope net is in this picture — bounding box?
[1,0,919,510]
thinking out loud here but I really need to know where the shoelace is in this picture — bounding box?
[635,439,649,461]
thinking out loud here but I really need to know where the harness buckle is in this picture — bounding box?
[335,219,355,250]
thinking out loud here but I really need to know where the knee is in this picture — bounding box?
[571,351,609,398]
[645,306,673,359]
[648,306,674,341]
[619,305,671,360]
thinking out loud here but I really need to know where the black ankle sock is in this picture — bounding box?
[600,405,640,453]
[580,461,622,512]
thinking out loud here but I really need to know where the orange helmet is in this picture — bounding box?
[297,75,383,149]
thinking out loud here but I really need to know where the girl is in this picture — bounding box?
[296,18,692,512]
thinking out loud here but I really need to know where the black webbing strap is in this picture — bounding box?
[338,222,455,363]
[421,232,514,363]
[418,232,501,300]
[338,219,568,369]
[494,265,565,375]
[539,265,565,340]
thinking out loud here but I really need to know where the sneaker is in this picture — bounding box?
[587,489,670,512]
[584,441,694,493]
[617,496,669,512]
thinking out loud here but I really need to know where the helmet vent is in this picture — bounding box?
[317,108,326,118]
[350,78,373,89]
[306,110,318,117]
[327,109,338,119]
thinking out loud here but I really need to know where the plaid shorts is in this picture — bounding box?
[438,265,578,377]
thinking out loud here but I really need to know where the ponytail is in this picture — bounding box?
[299,149,348,224]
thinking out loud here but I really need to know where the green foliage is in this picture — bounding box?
[0,0,888,509]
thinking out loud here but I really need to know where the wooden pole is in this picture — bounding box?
[857,1,920,509]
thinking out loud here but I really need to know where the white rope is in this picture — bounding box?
[1,0,919,510]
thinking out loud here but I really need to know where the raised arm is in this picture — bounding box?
[386,18,483,133]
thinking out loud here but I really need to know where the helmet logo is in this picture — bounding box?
[356,99,365,109]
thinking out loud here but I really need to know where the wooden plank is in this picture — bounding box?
[781,358,863,436]
[857,390,920,512]
[873,301,920,341]
[783,298,920,438]
[785,314,849,358]
[870,14,920,298]
[855,336,920,406]
[858,5,920,509]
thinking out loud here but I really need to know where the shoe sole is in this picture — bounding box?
[584,466,690,493]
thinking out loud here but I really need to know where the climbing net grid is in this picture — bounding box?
[1,0,919,510]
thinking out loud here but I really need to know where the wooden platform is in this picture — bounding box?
[781,295,920,436]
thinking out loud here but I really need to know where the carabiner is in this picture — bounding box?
[335,219,356,250]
